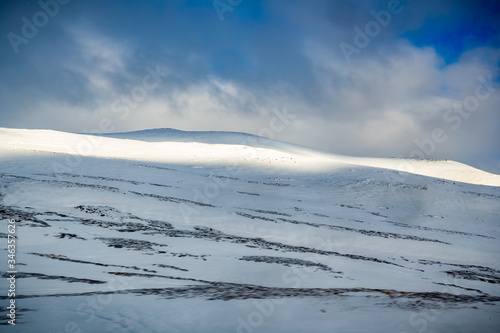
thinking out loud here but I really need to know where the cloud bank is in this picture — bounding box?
[1,0,499,172]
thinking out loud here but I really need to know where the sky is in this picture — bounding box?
[1,0,499,173]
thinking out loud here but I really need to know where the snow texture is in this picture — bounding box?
[0,127,499,332]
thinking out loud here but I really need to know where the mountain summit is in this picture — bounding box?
[1,127,499,186]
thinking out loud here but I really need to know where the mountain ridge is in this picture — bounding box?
[1,127,499,186]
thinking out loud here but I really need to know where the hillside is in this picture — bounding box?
[0,127,499,332]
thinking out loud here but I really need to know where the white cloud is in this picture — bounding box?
[64,29,132,96]
[8,28,498,173]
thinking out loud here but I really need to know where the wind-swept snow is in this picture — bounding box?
[1,127,499,186]
[0,127,499,332]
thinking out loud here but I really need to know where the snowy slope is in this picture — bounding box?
[1,128,500,186]
[0,127,499,332]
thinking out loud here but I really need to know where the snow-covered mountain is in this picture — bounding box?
[1,127,499,332]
